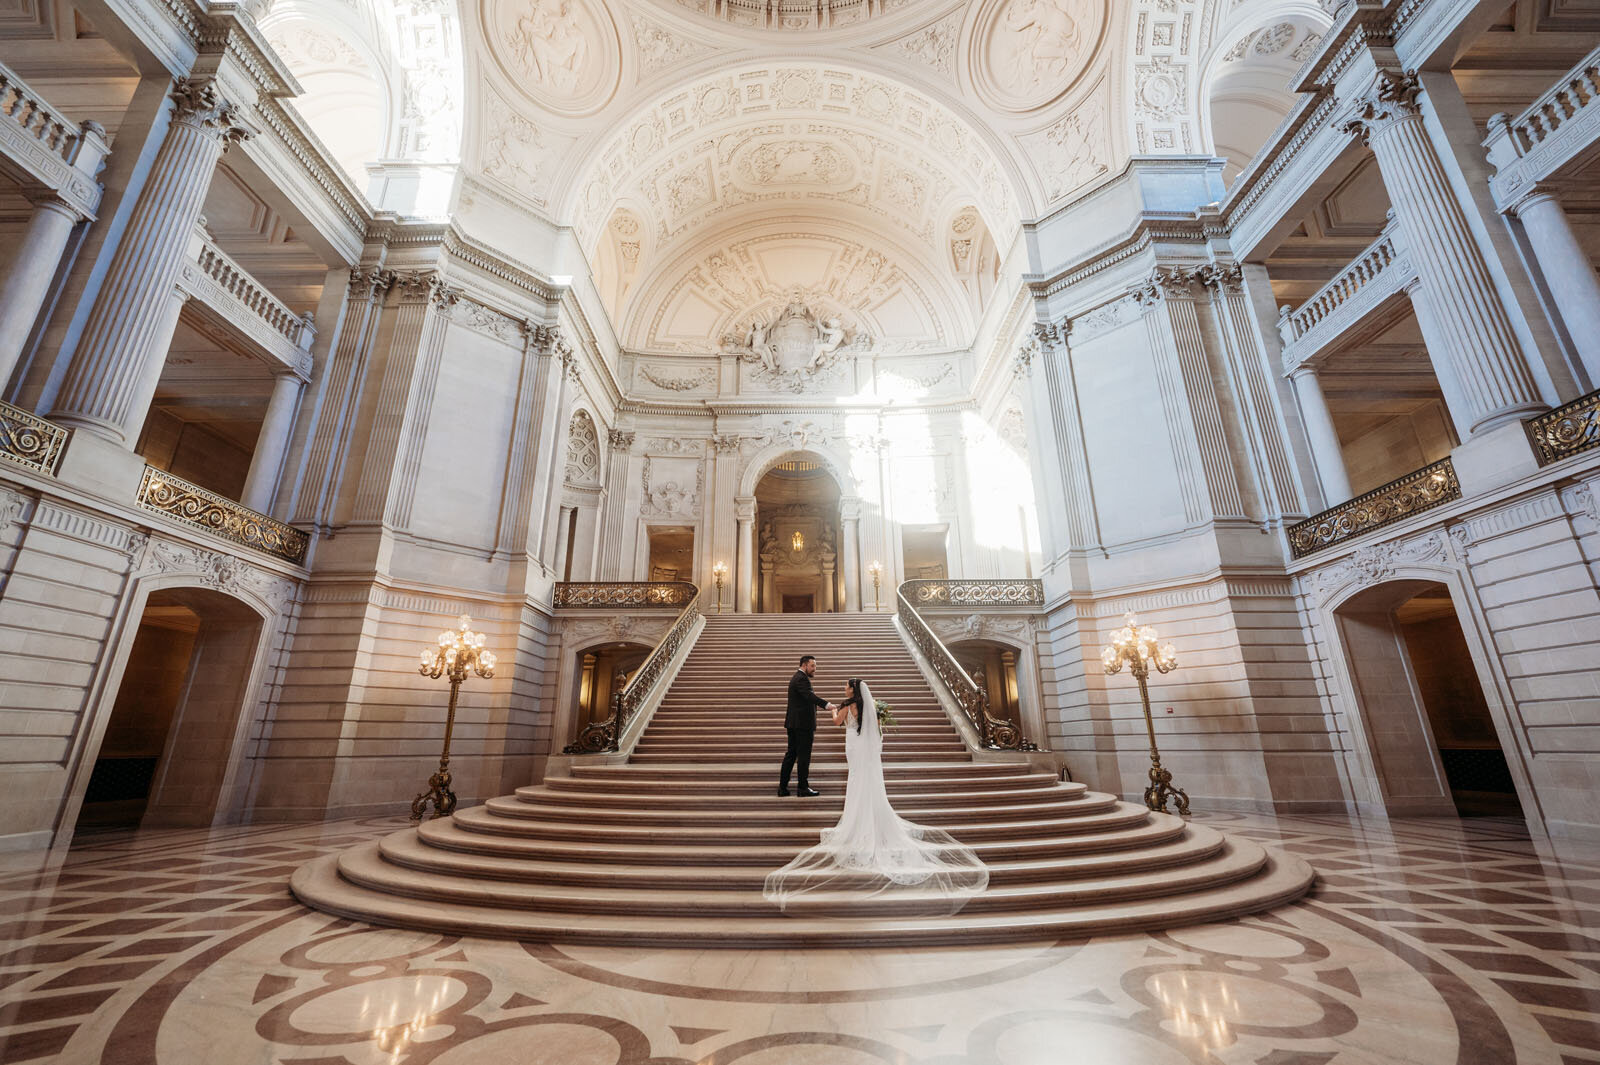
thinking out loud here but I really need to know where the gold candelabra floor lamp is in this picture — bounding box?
[868,560,883,612]
[712,560,728,613]
[1101,612,1190,816]
[413,615,497,821]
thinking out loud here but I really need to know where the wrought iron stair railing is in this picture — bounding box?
[562,586,703,755]
[896,579,1039,751]
[1525,387,1600,466]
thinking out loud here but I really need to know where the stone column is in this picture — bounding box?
[840,498,862,613]
[596,430,633,579]
[734,496,755,613]
[1289,366,1353,506]
[552,506,574,582]
[1510,187,1600,387]
[1343,72,1545,437]
[240,370,304,513]
[819,559,836,613]
[0,195,79,386]
[48,79,252,445]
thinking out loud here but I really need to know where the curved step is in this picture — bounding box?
[290,843,1314,948]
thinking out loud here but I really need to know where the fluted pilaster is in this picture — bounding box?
[48,79,253,444]
[1343,72,1545,436]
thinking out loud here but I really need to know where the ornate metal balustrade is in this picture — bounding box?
[563,589,702,754]
[553,581,699,608]
[1286,458,1460,560]
[1525,388,1600,466]
[0,401,66,475]
[897,583,1036,752]
[136,467,310,565]
[903,579,1045,608]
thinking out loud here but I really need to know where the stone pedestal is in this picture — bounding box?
[48,79,252,445]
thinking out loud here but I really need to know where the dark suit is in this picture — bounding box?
[781,669,827,789]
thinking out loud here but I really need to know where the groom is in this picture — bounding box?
[780,654,836,797]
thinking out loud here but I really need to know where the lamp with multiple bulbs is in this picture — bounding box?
[711,560,728,613]
[1101,611,1190,815]
[411,614,497,820]
[867,560,884,612]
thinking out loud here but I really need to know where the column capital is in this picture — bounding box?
[1506,183,1563,218]
[710,433,741,454]
[734,497,756,522]
[607,428,634,452]
[1340,69,1423,145]
[169,77,255,150]
[1194,262,1244,294]
[839,497,861,521]
[348,267,397,301]
[393,269,457,309]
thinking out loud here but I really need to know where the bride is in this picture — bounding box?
[763,678,988,914]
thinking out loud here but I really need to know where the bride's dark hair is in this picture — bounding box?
[848,678,863,734]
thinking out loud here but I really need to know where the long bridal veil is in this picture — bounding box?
[763,681,988,916]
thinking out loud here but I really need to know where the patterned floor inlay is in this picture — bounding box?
[0,812,1597,1064]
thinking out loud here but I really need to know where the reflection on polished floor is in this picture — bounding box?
[1,811,1597,1065]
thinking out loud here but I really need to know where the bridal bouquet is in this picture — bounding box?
[875,698,897,733]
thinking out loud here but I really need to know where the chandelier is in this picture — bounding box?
[791,530,805,551]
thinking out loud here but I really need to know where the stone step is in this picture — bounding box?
[411,811,1188,867]
[527,777,1081,805]
[483,792,1114,828]
[290,841,1313,948]
[376,822,1215,889]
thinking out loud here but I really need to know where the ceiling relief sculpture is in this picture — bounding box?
[721,294,868,390]
[485,0,620,115]
[566,64,1023,249]
[658,0,936,32]
[967,0,1104,113]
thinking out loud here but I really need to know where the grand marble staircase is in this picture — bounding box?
[292,613,1313,946]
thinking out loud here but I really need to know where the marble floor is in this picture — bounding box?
[0,811,1597,1065]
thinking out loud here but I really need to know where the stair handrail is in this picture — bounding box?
[562,585,703,754]
[896,580,1037,751]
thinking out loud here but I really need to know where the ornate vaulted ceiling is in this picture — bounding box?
[257,0,1304,356]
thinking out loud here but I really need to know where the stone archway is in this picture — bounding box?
[752,452,843,613]
[1332,579,1527,820]
[75,586,267,831]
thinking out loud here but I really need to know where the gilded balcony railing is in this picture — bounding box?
[564,589,702,754]
[136,466,310,565]
[553,581,699,608]
[904,578,1045,608]
[897,582,1036,752]
[1525,388,1600,466]
[1286,458,1460,560]
[0,401,67,475]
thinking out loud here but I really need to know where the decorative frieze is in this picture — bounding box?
[1302,529,1452,604]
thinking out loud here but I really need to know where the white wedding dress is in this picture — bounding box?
[763,681,989,914]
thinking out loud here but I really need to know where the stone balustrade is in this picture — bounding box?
[1278,224,1415,372]
[0,400,67,476]
[178,225,315,376]
[897,582,1035,752]
[136,465,310,565]
[0,61,108,219]
[1286,458,1460,559]
[563,590,702,754]
[1484,44,1600,209]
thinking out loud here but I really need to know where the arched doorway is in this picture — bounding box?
[75,587,265,831]
[1335,581,1524,819]
[754,455,841,613]
[950,639,1022,732]
[570,642,652,741]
